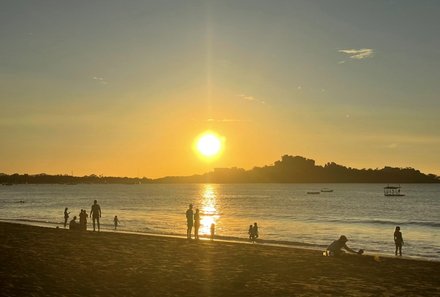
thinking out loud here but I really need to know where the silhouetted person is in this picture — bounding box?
[394,226,404,256]
[186,204,194,239]
[114,215,120,230]
[252,222,259,239]
[90,200,102,231]
[64,207,70,228]
[69,216,78,230]
[248,225,254,241]
[210,223,215,241]
[79,209,88,231]
[194,209,200,240]
[326,235,362,256]
[82,209,88,230]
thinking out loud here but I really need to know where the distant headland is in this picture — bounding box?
[1,155,439,184]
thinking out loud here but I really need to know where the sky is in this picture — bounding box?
[1,0,440,178]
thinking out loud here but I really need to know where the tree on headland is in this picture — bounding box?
[1,155,439,184]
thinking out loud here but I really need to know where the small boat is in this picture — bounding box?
[321,188,333,193]
[307,191,320,195]
[384,185,405,197]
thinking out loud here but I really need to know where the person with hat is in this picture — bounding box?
[325,235,362,256]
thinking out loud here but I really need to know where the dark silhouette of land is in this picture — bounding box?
[1,155,439,184]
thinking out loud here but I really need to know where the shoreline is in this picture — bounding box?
[1,221,440,296]
[3,219,434,264]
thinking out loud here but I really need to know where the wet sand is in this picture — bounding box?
[1,222,439,297]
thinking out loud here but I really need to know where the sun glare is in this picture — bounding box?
[195,132,223,158]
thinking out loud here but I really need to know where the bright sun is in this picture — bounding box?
[195,132,223,158]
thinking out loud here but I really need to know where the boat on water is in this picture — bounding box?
[320,188,333,193]
[384,185,405,196]
[307,191,320,195]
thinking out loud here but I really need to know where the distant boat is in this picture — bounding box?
[384,185,405,197]
[307,191,320,195]
[321,188,333,193]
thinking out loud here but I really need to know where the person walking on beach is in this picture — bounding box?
[194,208,200,240]
[114,215,120,230]
[90,200,102,232]
[394,226,404,256]
[325,235,363,256]
[64,207,70,228]
[186,204,194,239]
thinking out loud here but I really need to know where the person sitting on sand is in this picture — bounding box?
[90,200,102,232]
[186,204,194,239]
[194,209,200,240]
[69,216,79,231]
[64,207,70,228]
[394,226,404,256]
[114,215,120,230]
[325,235,362,256]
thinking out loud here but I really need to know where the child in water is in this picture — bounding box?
[394,226,404,256]
[114,215,120,230]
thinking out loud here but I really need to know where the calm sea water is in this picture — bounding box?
[0,183,439,261]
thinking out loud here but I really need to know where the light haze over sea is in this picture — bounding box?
[1,183,439,261]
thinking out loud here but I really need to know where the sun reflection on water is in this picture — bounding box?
[199,184,220,236]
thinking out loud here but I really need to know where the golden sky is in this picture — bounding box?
[1,1,440,178]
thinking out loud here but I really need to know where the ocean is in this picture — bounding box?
[1,183,439,261]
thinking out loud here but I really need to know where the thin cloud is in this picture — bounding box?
[338,48,374,60]
[238,94,266,104]
[206,118,251,123]
[92,76,108,85]
[385,143,398,149]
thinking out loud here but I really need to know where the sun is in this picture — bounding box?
[195,132,224,158]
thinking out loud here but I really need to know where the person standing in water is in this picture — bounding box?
[194,208,200,240]
[210,223,215,241]
[114,215,120,230]
[394,226,404,256]
[186,204,194,239]
[90,200,102,232]
[64,207,70,228]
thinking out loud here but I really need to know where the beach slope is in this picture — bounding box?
[1,222,439,296]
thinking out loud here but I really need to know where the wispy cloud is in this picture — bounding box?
[385,143,398,149]
[206,118,250,123]
[92,76,108,85]
[238,94,265,104]
[338,48,374,60]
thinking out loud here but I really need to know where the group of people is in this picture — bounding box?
[64,200,103,232]
[65,201,405,257]
[325,226,404,257]
[185,204,215,240]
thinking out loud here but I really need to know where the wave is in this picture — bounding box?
[321,218,440,228]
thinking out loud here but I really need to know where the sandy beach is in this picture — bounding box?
[1,222,439,297]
